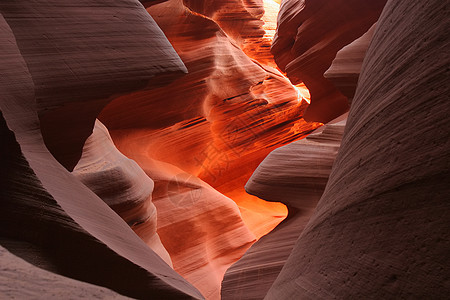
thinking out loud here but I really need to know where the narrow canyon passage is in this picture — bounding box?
[1,0,448,299]
[95,1,321,297]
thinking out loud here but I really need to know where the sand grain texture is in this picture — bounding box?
[267,0,450,298]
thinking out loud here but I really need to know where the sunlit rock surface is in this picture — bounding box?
[110,135,256,299]
[100,0,321,237]
[0,2,202,299]
[222,116,346,299]
[98,1,322,296]
[267,0,450,298]
[73,120,172,266]
[272,0,387,122]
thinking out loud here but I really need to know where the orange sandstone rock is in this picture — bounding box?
[272,0,387,122]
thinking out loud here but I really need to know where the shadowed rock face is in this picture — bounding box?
[2,0,447,299]
[73,120,172,266]
[0,2,203,299]
[325,24,376,102]
[271,0,387,123]
[0,0,186,170]
[266,0,450,298]
[0,246,130,299]
[222,116,346,299]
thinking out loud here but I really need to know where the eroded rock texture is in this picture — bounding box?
[267,0,450,298]
[100,0,320,239]
[272,0,387,122]
[222,116,346,299]
[98,2,322,296]
[0,0,186,171]
[0,2,203,299]
[73,120,172,266]
[325,24,376,102]
[96,1,324,296]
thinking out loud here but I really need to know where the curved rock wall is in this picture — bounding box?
[325,24,376,102]
[0,0,186,170]
[100,0,322,239]
[73,120,172,266]
[271,0,387,122]
[267,0,450,298]
[0,3,202,299]
[222,117,346,299]
[0,246,130,299]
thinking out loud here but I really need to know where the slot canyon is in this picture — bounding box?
[0,0,449,299]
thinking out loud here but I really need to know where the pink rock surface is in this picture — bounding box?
[267,0,450,298]
[222,116,346,299]
[110,135,256,299]
[0,0,186,170]
[325,24,376,101]
[73,120,172,266]
[0,3,202,299]
[271,0,387,122]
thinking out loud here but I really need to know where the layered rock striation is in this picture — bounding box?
[0,2,203,299]
[267,0,450,298]
[272,0,387,122]
[73,120,172,266]
[100,0,322,243]
[324,24,376,102]
[0,0,186,170]
[222,116,347,299]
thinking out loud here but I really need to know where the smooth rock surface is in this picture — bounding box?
[73,120,172,266]
[271,0,387,122]
[222,116,346,299]
[0,6,202,300]
[267,0,450,298]
[325,24,376,102]
[0,0,186,170]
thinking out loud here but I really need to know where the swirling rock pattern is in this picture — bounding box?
[267,0,450,298]
[0,0,186,170]
[222,116,346,299]
[271,0,387,122]
[0,2,202,299]
[100,0,320,239]
[73,120,172,266]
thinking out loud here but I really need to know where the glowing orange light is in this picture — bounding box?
[295,83,311,104]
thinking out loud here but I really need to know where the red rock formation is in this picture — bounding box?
[272,0,387,122]
[222,116,346,299]
[267,0,450,298]
[98,1,322,296]
[109,136,256,299]
[0,0,186,170]
[0,2,203,299]
[325,24,376,101]
[73,120,172,266]
[100,0,322,240]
